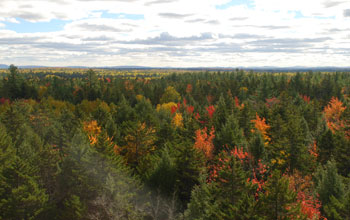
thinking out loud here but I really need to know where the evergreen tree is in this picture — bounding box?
[324,193,350,220]
[0,124,48,219]
[174,140,204,209]
[215,114,247,152]
[7,64,22,99]
[257,170,304,220]
[185,151,258,219]
[317,129,336,164]
[314,160,345,212]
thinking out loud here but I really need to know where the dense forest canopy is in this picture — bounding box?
[1,65,350,219]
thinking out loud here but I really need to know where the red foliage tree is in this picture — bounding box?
[186,84,193,93]
[186,105,194,114]
[206,105,215,119]
[171,105,177,114]
[265,97,280,108]
[234,96,245,109]
[300,94,311,104]
[288,172,326,220]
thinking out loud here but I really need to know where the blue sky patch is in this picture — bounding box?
[294,11,305,19]
[292,11,335,20]
[315,16,335,19]
[216,0,254,10]
[99,11,144,20]
[3,18,69,33]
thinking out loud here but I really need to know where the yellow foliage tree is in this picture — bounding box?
[136,94,144,101]
[172,113,183,128]
[156,102,177,113]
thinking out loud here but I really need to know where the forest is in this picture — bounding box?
[1,64,350,220]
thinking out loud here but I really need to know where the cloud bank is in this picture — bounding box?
[0,0,349,67]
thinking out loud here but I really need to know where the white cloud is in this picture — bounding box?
[0,0,349,67]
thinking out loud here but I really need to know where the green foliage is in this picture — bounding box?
[249,132,266,162]
[185,153,258,219]
[314,160,345,208]
[257,170,304,220]
[2,67,350,218]
[215,114,247,151]
[323,194,350,220]
[0,124,48,220]
[174,140,205,209]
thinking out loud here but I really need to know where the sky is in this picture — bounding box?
[0,0,349,67]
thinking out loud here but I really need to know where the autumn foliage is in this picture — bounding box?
[265,97,280,108]
[300,94,311,104]
[234,96,245,109]
[209,147,267,198]
[186,84,193,93]
[251,113,271,145]
[324,97,347,135]
[194,127,215,159]
[288,172,326,220]
[83,120,101,145]
[123,122,156,166]
[172,112,184,128]
[206,105,215,119]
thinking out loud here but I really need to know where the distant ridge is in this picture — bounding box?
[1,64,350,72]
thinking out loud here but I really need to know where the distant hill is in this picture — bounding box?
[0,64,350,72]
[0,64,8,69]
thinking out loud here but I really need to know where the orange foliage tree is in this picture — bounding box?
[193,127,215,159]
[324,97,346,134]
[251,113,271,145]
[83,120,101,145]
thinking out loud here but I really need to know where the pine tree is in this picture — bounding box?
[174,140,204,209]
[122,122,156,169]
[314,160,345,210]
[7,64,22,99]
[183,177,221,220]
[324,194,350,220]
[257,170,304,220]
[0,123,48,219]
[185,150,258,219]
[213,94,229,130]
[215,114,247,152]
[249,132,266,163]
[317,129,336,164]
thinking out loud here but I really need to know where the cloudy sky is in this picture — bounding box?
[0,0,349,67]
